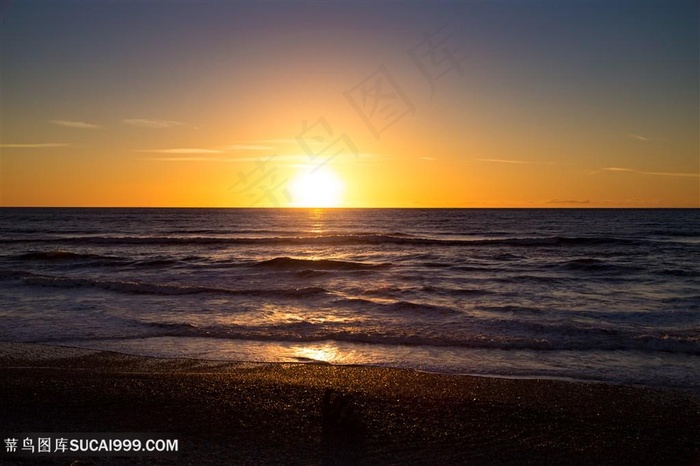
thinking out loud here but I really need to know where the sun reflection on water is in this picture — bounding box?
[293,344,341,363]
[308,208,326,235]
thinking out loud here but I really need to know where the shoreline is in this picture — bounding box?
[3,340,696,394]
[1,341,699,465]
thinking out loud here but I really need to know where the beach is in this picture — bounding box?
[1,342,698,465]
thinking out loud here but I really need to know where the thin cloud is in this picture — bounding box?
[640,171,699,178]
[226,144,273,151]
[236,153,306,162]
[144,157,239,162]
[547,199,590,205]
[250,138,298,144]
[142,153,309,163]
[137,148,224,154]
[1,143,70,148]
[249,138,328,148]
[50,120,100,129]
[601,167,698,177]
[124,119,183,128]
[602,167,635,172]
[141,150,377,166]
[476,158,534,164]
[627,133,651,141]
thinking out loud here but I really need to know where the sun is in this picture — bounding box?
[289,167,345,207]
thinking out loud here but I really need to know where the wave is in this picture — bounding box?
[556,258,643,274]
[420,285,493,296]
[331,297,461,316]
[358,285,492,297]
[0,268,36,280]
[2,269,328,298]
[660,268,698,278]
[0,234,649,248]
[579,309,700,325]
[661,295,700,312]
[7,250,208,269]
[132,258,183,267]
[252,256,387,270]
[491,274,571,284]
[12,250,125,262]
[477,305,699,325]
[422,262,453,268]
[650,229,700,237]
[161,228,281,235]
[294,269,330,278]
[10,253,152,269]
[129,320,700,355]
[492,253,525,261]
[476,305,544,315]
[451,264,508,273]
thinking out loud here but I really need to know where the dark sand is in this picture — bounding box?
[0,342,698,465]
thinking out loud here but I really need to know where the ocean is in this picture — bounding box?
[0,208,698,390]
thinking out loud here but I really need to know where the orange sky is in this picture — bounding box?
[1,1,698,207]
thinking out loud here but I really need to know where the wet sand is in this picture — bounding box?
[0,342,698,465]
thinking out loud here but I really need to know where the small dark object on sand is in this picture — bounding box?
[322,388,364,463]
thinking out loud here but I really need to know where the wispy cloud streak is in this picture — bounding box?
[602,167,635,172]
[143,157,239,162]
[226,145,273,151]
[137,148,223,154]
[50,120,100,129]
[249,139,298,144]
[1,143,70,148]
[142,154,310,163]
[640,171,699,178]
[627,133,651,141]
[124,119,183,128]
[476,158,534,164]
[601,167,698,177]
[547,199,590,205]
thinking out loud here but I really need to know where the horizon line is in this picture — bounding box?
[1,206,698,210]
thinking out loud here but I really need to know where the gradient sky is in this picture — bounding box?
[1,0,698,207]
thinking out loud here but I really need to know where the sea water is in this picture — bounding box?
[0,208,697,390]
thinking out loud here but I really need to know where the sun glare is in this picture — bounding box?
[289,168,345,208]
